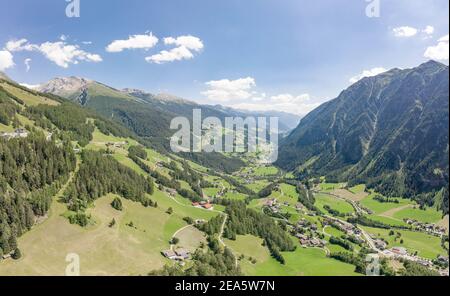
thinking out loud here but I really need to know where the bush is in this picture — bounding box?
[12,248,22,260]
[111,197,123,211]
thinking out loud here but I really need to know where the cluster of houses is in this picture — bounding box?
[293,219,326,247]
[323,217,362,237]
[162,248,191,261]
[0,128,29,140]
[296,218,318,231]
[165,188,178,197]
[233,169,256,185]
[265,198,281,214]
[295,203,304,212]
[192,200,214,210]
[404,219,447,236]
[296,233,327,248]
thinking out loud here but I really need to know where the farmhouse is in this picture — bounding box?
[162,250,177,260]
[162,249,191,261]
[166,188,178,197]
[174,248,190,260]
[106,141,128,149]
[391,247,408,256]
[192,201,214,210]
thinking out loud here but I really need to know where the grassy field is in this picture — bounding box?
[246,180,270,192]
[361,226,447,260]
[358,192,443,226]
[360,193,412,215]
[253,166,279,176]
[314,193,355,214]
[279,183,297,198]
[365,215,409,227]
[174,226,207,252]
[392,207,443,224]
[0,122,14,132]
[203,187,221,197]
[349,184,366,194]
[227,235,360,276]
[0,189,218,276]
[318,182,346,192]
[223,191,248,200]
[0,194,170,275]
[1,82,60,106]
[331,188,368,202]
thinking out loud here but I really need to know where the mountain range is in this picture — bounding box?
[277,60,449,212]
[35,76,300,135]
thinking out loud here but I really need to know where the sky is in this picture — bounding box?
[0,0,449,116]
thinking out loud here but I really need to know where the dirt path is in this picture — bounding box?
[34,157,80,226]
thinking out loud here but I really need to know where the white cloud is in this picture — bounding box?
[60,34,68,41]
[19,83,40,89]
[106,33,158,53]
[424,34,449,61]
[5,38,103,68]
[146,35,204,64]
[201,77,256,102]
[423,25,435,35]
[38,41,102,68]
[0,50,14,71]
[146,46,194,64]
[349,67,387,84]
[82,41,93,45]
[164,35,204,51]
[393,26,418,37]
[438,35,449,42]
[201,76,317,115]
[24,58,32,72]
[271,93,310,104]
[6,39,36,52]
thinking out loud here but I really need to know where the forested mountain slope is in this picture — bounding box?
[277,61,449,212]
[0,78,148,256]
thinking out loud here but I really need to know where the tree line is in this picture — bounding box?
[0,133,76,256]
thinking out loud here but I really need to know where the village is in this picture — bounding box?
[404,218,447,236]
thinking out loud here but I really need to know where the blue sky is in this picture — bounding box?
[0,0,448,115]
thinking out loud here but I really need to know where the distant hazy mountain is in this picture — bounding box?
[210,105,301,133]
[277,61,449,209]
